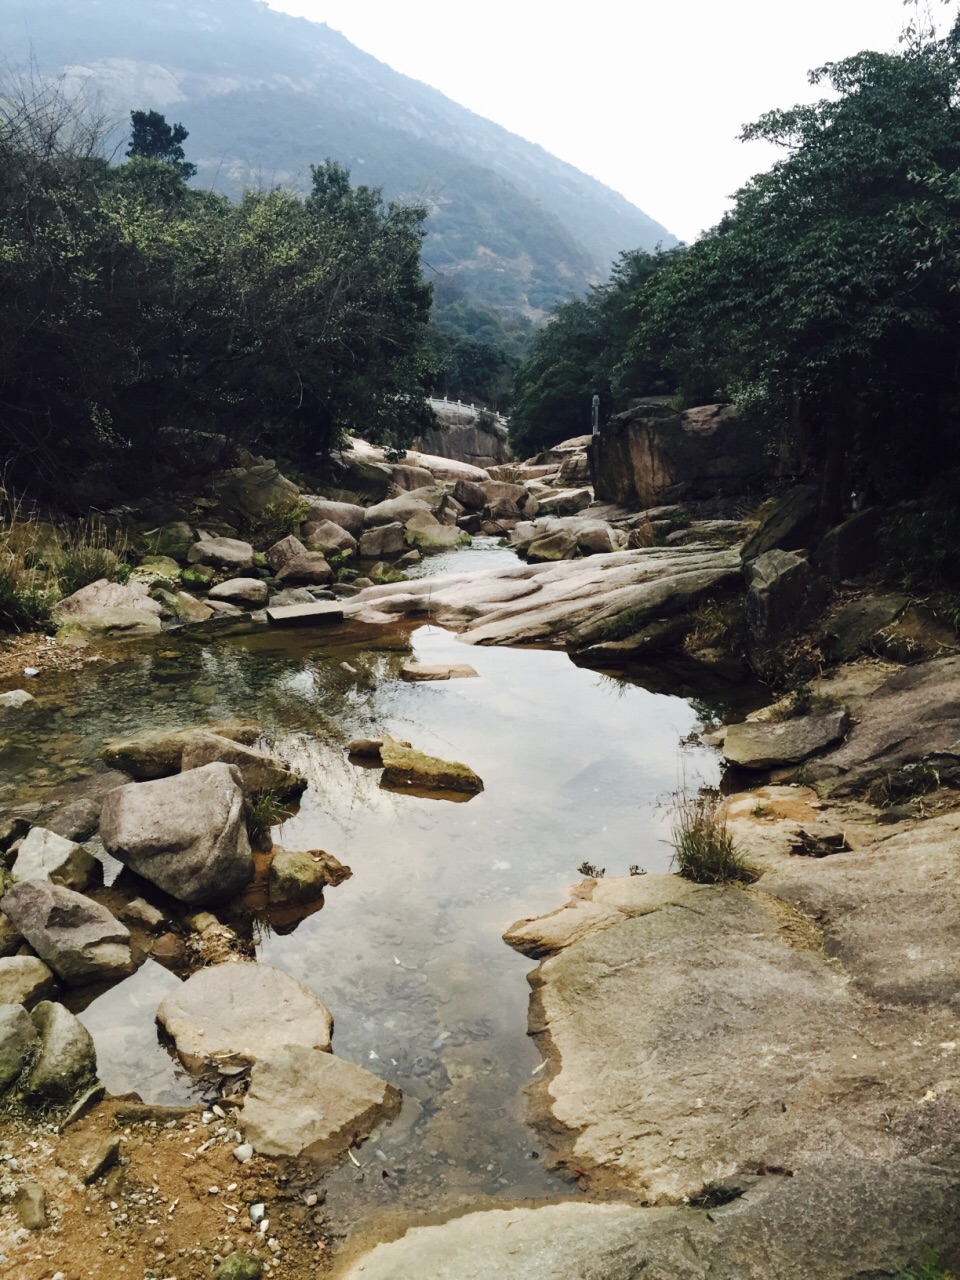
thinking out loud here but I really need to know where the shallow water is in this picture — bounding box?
[405,534,517,579]
[2,603,727,1225]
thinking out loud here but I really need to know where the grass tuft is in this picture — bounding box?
[670,788,759,885]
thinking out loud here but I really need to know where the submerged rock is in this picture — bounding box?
[399,663,478,682]
[722,710,850,770]
[379,733,484,797]
[23,1000,98,1105]
[268,848,352,907]
[10,826,99,892]
[1,882,133,986]
[100,721,261,780]
[156,961,333,1072]
[99,762,253,906]
[242,1043,400,1160]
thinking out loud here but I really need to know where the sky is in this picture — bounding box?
[264,0,951,243]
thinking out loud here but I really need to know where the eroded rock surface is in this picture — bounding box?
[2,882,133,986]
[722,709,849,769]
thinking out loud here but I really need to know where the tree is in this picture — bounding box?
[127,109,197,180]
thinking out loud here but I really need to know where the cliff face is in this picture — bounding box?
[415,417,512,470]
[592,403,777,508]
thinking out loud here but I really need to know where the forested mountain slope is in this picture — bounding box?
[2,0,676,314]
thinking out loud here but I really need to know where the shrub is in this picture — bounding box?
[55,514,130,597]
[246,789,292,847]
[0,490,57,631]
[670,788,759,885]
[246,498,310,547]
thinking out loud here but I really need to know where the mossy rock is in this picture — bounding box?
[268,848,352,907]
[380,733,484,797]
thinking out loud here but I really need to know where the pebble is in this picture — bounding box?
[249,1202,266,1225]
[233,1143,254,1164]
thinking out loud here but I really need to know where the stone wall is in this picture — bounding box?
[591,402,776,507]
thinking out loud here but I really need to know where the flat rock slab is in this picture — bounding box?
[2,881,133,986]
[380,733,483,797]
[265,602,345,628]
[335,1161,960,1280]
[242,1043,400,1160]
[506,873,948,1203]
[156,961,333,1072]
[399,664,479,682]
[723,709,849,769]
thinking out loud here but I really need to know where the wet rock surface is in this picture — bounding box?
[99,761,253,905]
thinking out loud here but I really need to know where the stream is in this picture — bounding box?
[0,542,742,1231]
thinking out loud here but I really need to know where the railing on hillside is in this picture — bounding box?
[426,396,509,427]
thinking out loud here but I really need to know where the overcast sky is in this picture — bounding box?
[264,0,949,243]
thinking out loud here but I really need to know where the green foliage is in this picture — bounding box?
[245,500,310,548]
[895,1257,954,1280]
[881,472,960,590]
[670,789,759,886]
[509,249,680,454]
[55,515,130,597]
[127,109,197,180]
[246,789,292,845]
[0,84,435,503]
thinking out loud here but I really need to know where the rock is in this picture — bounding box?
[181,563,215,588]
[100,721,261,780]
[399,663,478,682]
[146,521,195,562]
[136,553,182,580]
[171,591,214,623]
[301,499,365,539]
[336,1162,960,1280]
[10,826,99,892]
[452,479,487,511]
[180,732,303,798]
[208,578,269,608]
[156,961,333,1071]
[0,814,31,851]
[534,487,594,517]
[364,494,432,528]
[51,579,163,637]
[267,587,316,608]
[525,529,579,563]
[744,549,830,652]
[723,710,850,770]
[265,534,307,572]
[346,737,386,758]
[303,520,358,556]
[806,653,960,793]
[215,460,300,521]
[274,553,334,586]
[401,449,490,484]
[812,508,883,581]
[416,414,511,470]
[741,485,820,563]
[333,452,394,502]
[99,763,253,906]
[45,799,101,842]
[0,916,23,957]
[215,1253,263,1280]
[380,733,483,797]
[398,549,422,566]
[0,1004,39,1092]
[574,521,628,555]
[119,898,167,933]
[824,594,907,663]
[0,956,55,1006]
[83,1136,121,1184]
[358,523,405,558]
[0,689,35,710]
[24,1000,98,1105]
[13,1182,48,1230]
[1,883,133,986]
[231,1143,254,1165]
[268,848,352,907]
[404,511,470,552]
[242,1043,400,1159]
[388,462,437,491]
[187,537,255,572]
[265,601,345,627]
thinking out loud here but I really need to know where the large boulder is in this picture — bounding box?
[404,510,470,552]
[0,956,57,1006]
[331,452,394,503]
[100,721,261,780]
[534,487,594,517]
[745,549,830,652]
[10,826,99,892]
[380,733,483,797]
[214,461,300,522]
[574,520,629,555]
[741,485,820,563]
[363,494,432,528]
[723,710,850,770]
[593,402,776,508]
[242,1043,401,1159]
[145,521,195,562]
[156,961,333,1071]
[23,1000,98,1105]
[265,534,307,572]
[525,529,579,563]
[51,579,162,637]
[180,732,304,798]
[358,523,405,558]
[187,537,255,572]
[99,763,253,905]
[208,578,269,608]
[0,1004,39,1093]
[303,520,357,556]
[275,553,334,586]
[301,499,365,539]
[387,463,436,491]
[1,881,134,985]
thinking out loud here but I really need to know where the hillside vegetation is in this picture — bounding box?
[1,0,675,317]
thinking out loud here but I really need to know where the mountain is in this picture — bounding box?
[1,0,676,316]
